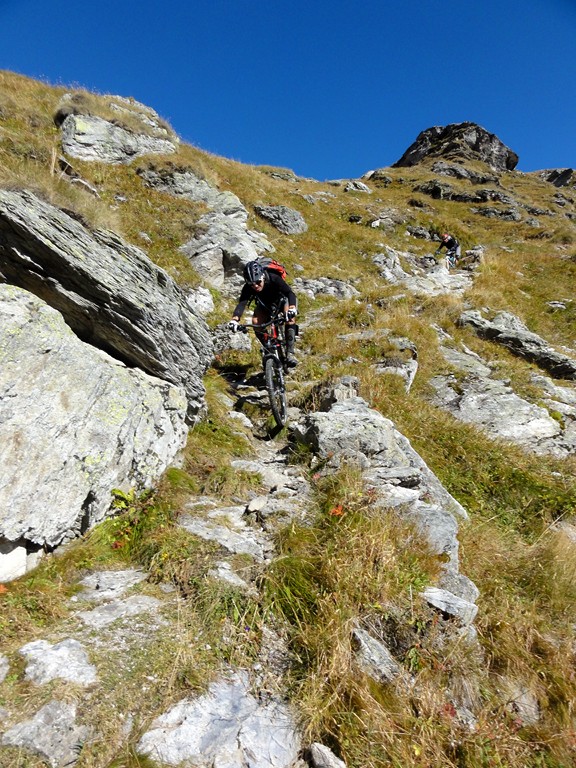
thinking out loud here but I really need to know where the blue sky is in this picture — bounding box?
[1,0,575,180]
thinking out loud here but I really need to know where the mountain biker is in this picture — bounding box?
[228,260,299,367]
[435,233,461,267]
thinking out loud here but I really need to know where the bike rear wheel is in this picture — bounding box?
[264,356,287,427]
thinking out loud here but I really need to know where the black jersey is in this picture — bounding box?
[233,271,297,319]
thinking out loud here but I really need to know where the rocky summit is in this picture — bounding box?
[393,121,519,171]
[0,70,575,768]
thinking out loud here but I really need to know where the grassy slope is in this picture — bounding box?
[1,70,575,767]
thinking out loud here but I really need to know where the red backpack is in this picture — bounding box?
[257,257,287,280]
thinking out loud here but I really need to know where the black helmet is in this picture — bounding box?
[243,260,265,284]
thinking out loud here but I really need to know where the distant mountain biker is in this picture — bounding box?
[228,260,299,367]
[435,233,461,267]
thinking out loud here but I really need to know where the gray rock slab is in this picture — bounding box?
[431,374,561,443]
[0,285,188,554]
[137,673,300,768]
[208,561,255,593]
[255,205,308,235]
[422,586,478,625]
[440,345,492,377]
[352,627,402,684]
[75,569,148,601]
[76,595,162,629]
[293,277,359,300]
[20,639,97,685]
[139,167,248,218]
[179,506,267,560]
[432,344,576,457]
[230,459,300,493]
[308,742,348,768]
[297,396,466,518]
[2,700,89,768]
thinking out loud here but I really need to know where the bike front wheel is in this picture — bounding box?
[264,356,287,427]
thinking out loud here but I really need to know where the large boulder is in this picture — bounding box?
[0,285,189,581]
[393,123,519,172]
[0,188,212,419]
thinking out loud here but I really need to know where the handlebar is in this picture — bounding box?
[238,313,286,333]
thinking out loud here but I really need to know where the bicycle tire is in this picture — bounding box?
[264,355,287,427]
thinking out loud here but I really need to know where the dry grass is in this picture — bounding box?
[2,69,576,766]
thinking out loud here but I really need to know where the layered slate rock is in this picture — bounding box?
[0,285,188,573]
[0,189,212,418]
[393,122,519,172]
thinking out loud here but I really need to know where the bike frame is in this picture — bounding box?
[238,310,289,427]
[239,311,288,369]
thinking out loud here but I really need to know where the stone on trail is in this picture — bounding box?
[2,700,89,768]
[137,672,300,768]
[19,638,97,686]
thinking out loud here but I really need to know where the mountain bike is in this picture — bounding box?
[238,310,290,427]
[445,248,459,269]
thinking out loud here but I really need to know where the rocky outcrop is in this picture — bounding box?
[459,310,576,379]
[431,329,576,458]
[293,276,360,300]
[372,246,474,296]
[140,166,274,294]
[393,122,519,172]
[430,161,498,185]
[293,378,477,611]
[0,285,189,580]
[60,98,179,164]
[0,188,212,418]
[536,168,574,188]
[61,115,177,164]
